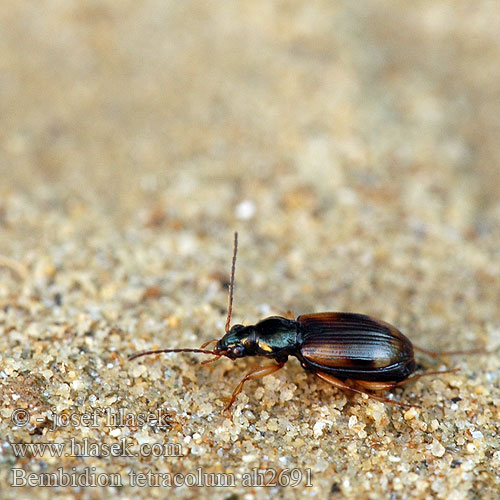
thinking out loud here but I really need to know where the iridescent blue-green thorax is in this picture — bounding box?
[217,316,298,360]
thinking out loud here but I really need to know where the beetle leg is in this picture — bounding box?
[354,380,400,391]
[414,346,487,357]
[223,362,286,414]
[347,369,459,392]
[314,371,420,408]
[392,367,460,387]
[199,339,218,349]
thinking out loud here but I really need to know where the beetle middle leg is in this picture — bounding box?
[314,371,420,408]
[224,362,286,413]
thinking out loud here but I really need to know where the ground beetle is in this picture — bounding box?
[130,233,481,413]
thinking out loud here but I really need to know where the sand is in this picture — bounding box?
[1,2,499,499]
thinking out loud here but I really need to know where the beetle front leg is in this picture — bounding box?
[223,362,286,414]
[314,371,420,409]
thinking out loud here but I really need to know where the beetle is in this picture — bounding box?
[130,232,479,413]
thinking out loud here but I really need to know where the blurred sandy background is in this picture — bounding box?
[1,2,499,499]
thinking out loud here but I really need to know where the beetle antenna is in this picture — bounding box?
[225,231,238,333]
[128,348,219,362]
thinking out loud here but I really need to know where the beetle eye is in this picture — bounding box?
[231,345,246,358]
[230,324,244,333]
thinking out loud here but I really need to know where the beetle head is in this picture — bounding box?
[216,324,256,359]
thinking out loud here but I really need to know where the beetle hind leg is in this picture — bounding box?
[392,367,460,387]
[315,371,420,409]
[355,368,460,390]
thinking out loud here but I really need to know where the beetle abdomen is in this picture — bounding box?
[296,312,415,381]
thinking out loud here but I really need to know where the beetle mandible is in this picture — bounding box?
[130,232,479,413]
